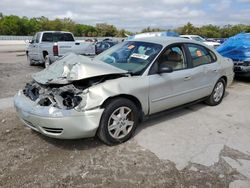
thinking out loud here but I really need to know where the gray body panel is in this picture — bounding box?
[15,37,234,139]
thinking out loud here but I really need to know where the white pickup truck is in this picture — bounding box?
[180,35,221,48]
[26,31,95,67]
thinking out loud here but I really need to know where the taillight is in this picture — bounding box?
[53,45,58,56]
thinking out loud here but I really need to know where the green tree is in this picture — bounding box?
[177,22,199,35]
[199,24,221,38]
[141,27,164,33]
[0,13,249,38]
[96,23,118,37]
[0,15,22,35]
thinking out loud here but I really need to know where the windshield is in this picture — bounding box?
[191,36,206,42]
[94,41,162,74]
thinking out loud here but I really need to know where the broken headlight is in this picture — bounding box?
[23,82,40,101]
[23,82,88,110]
[60,91,82,109]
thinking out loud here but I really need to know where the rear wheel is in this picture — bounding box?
[205,78,226,106]
[97,98,139,145]
[44,55,51,68]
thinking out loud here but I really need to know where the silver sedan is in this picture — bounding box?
[14,37,234,145]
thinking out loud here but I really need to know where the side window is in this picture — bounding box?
[103,42,110,49]
[31,34,36,43]
[42,33,53,42]
[35,33,41,43]
[158,45,187,71]
[187,44,216,67]
[63,33,74,41]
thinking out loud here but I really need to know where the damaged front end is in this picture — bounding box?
[23,81,87,111]
[23,72,126,111]
[21,53,128,111]
[14,53,129,139]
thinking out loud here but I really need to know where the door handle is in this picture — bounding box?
[184,76,192,81]
[213,69,218,72]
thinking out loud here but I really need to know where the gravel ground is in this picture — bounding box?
[1,108,246,188]
[0,50,42,98]
[0,46,250,187]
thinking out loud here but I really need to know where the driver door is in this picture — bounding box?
[28,33,40,61]
[148,44,194,114]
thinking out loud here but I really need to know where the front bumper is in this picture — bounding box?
[14,90,104,139]
[234,62,250,77]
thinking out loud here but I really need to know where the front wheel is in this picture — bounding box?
[27,54,34,66]
[97,98,139,145]
[205,78,226,106]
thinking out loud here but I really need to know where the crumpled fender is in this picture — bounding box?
[84,76,149,115]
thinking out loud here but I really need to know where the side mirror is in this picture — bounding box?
[24,39,30,44]
[158,64,173,74]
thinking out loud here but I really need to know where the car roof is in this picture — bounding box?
[41,31,72,34]
[180,35,200,37]
[128,36,200,47]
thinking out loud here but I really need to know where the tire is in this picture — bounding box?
[27,54,34,66]
[205,78,226,106]
[97,98,139,145]
[44,55,51,68]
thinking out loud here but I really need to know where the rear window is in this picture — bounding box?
[42,33,74,42]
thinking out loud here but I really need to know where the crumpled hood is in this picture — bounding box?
[32,53,127,85]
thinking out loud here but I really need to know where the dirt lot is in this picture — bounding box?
[0,46,250,187]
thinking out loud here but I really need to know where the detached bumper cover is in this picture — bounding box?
[14,90,104,139]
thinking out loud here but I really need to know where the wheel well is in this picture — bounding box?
[43,51,48,59]
[101,94,144,121]
[220,76,227,85]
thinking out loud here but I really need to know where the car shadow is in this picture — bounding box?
[234,76,250,83]
[134,90,230,137]
[36,93,231,150]
[134,102,207,136]
[224,91,229,98]
[35,132,103,151]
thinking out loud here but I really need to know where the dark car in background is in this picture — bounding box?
[217,33,250,77]
[95,40,118,55]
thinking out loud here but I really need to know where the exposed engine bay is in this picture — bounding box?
[23,74,125,110]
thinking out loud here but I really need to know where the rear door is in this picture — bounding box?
[185,43,220,97]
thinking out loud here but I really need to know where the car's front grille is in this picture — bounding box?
[234,67,242,72]
[233,61,250,66]
[41,127,63,134]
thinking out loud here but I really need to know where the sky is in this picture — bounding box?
[0,0,250,31]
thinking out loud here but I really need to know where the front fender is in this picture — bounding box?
[84,76,149,115]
